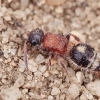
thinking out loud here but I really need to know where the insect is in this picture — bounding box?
[24,28,100,73]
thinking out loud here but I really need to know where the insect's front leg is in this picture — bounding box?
[46,52,56,71]
[23,41,29,70]
[48,53,68,74]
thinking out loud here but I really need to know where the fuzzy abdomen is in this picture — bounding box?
[43,33,68,54]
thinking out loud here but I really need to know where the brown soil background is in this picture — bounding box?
[0,0,100,100]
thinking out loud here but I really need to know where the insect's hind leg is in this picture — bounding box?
[57,57,69,75]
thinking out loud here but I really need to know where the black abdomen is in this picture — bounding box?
[70,43,94,67]
[70,43,100,71]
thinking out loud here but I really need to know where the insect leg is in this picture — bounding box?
[66,33,81,41]
[58,57,68,74]
[47,53,57,70]
[11,17,23,27]
[24,41,28,70]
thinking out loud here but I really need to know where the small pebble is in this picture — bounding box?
[10,61,16,67]
[28,59,38,72]
[34,71,42,77]
[48,95,54,100]
[54,79,61,87]
[80,94,87,100]
[2,78,8,84]
[27,75,32,81]
[9,49,17,55]
[3,49,9,58]
[2,37,9,44]
[22,89,28,94]
[10,1,20,10]
[4,15,11,21]
[55,7,63,14]
[76,71,85,84]
[38,65,47,73]
[17,48,22,57]
[50,69,59,75]
[18,59,25,72]
[36,82,43,88]
[14,75,24,87]
[0,87,23,100]
[21,0,29,9]
[70,76,79,84]
[35,54,45,64]
[7,58,11,62]
[86,93,93,100]
[60,84,65,92]
[86,80,100,96]
[13,10,26,19]
[51,86,60,95]
[82,87,93,100]
[68,84,79,99]
[75,8,82,16]
[43,71,50,77]
[60,94,65,100]
[1,6,7,14]
[67,67,75,76]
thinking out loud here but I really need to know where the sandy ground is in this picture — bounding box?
[0,0,100,100]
